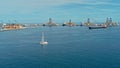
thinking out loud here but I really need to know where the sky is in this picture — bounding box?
[0,0,120,23]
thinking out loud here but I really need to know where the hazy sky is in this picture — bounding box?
[0,0,119,23]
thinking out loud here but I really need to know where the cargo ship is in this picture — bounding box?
[89,24,107,29]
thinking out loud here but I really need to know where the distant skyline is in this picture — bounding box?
[0,0,119,23]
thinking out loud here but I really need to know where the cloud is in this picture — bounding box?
[0,0,85,8]
[0,0,119,10]
[82,2,120,6]
[0,0,119,23]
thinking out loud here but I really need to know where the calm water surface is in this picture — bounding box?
[0,26,120,68]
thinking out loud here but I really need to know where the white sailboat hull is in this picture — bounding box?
[40,41,48,45]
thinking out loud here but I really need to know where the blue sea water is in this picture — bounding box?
[0,26,120,68]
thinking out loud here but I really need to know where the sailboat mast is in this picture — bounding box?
[40,32,48,45]
[41,32,44,42]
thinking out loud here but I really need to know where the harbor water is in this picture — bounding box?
[0,26,120,68]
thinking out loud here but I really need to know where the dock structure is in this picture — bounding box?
[87,18,90,23]
[62,19,76,26]
[43,18,57,26]
[1,23,23,31]
[81,18,94,26]
[103,18,118,26]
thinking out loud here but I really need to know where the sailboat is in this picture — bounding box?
[40,32,48,45]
